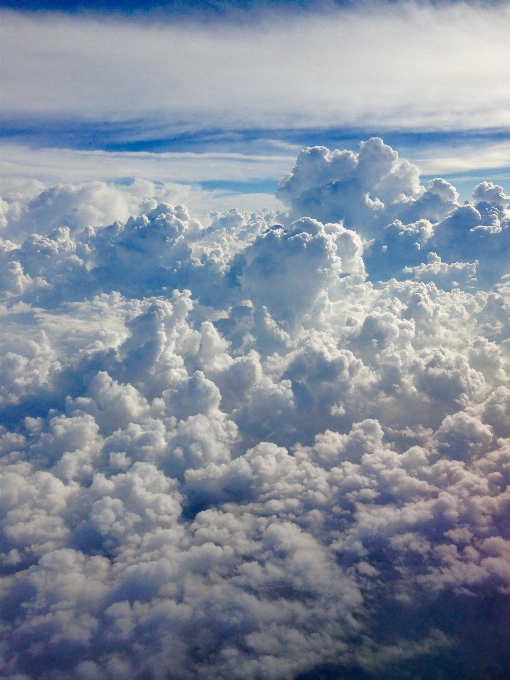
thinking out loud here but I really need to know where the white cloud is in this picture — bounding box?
[3,141,510,221]
[0,145,287,219]
[0,145,294,186]
[2,3,510,131]
[2,137,510,679]
[407,139,510,176]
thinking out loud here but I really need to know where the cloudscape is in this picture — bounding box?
[1,2,510,679]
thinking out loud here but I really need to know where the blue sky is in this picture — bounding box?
[2,0,510,211]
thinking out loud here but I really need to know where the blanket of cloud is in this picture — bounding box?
[4,3,510,134]
[1,138,510,680]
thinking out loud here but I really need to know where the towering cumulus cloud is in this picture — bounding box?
[1,139,510,680]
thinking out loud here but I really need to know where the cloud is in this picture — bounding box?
[2,141,509,221]
[0,145,294,187]
[277,137,425,236]
[1,137,510,680]
[406,138,510,176]
[0,145,288,220]
[2,3,510,131]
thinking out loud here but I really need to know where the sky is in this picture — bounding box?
[1,2,510,680]
[2,0,510,214]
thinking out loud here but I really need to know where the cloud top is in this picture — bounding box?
[1,138,510,679]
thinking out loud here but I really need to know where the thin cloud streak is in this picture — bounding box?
[0,145,295,184]
[408,140,510,175]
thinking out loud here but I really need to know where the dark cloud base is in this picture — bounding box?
[1,138,510,680]
[298,590,510,679]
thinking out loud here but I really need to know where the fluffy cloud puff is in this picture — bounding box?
[1,140,510,680]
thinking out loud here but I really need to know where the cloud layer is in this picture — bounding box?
[3,3,510,131]
[1,138,510,679]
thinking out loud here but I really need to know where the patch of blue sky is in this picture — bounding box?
[0,0,351,13]
[109,175,279,197]
[2,116,509,152]
[3,0,496,14]
[198,179,279,195]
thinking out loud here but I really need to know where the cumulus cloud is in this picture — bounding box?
[1,138,510,680]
